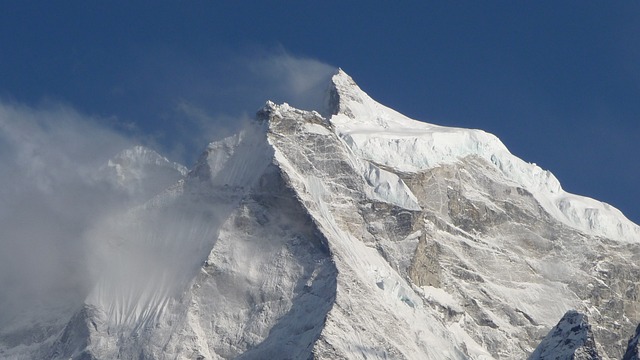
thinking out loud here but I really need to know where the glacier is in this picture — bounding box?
[1,69,640,359]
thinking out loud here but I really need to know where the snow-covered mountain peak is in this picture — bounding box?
[101,145,187,200]
[328,68,422,130]
[259,100,313,119]
[108,145,187,174]
[6,69,640,360]
[327,69,514,169]
[326,70,640,243]
[327,68,361,117]
[188,120,273,190]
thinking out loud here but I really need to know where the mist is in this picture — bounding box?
[0,101,139,329]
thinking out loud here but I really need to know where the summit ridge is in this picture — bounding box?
[327,69,640,243]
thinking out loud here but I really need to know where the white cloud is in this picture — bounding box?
[0,101,136,328]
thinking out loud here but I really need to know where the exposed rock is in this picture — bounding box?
[623,323,640,360]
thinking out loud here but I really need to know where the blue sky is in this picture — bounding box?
[1,1,638,223]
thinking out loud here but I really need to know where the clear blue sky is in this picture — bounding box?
[1,1,638,223]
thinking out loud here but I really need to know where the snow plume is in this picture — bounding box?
[244,50,336,112]
[128,49,336,165]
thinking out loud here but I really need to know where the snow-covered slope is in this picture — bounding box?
[2,69,640,360]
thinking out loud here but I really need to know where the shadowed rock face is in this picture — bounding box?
[623,324,640,360]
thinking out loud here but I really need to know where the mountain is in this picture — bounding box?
[528,310,600,360]
[99,145,188,200]
[2,69,640,359]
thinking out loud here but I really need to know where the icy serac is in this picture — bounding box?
[3,69,640,360]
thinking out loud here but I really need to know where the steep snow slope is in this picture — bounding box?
[3,69,640,360]
[265,103,473,358]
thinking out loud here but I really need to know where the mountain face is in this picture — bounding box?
[2,70,640,359]
[622,324,640,360]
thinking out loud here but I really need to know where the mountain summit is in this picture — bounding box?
[2,70,640,359]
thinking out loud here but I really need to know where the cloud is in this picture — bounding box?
[0,101,137,329]
[244,50,337,112]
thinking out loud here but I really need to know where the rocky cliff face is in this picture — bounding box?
[2,70,639,359]
[623,324,640,360]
